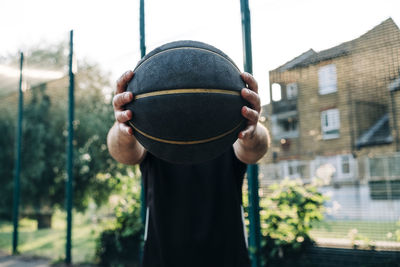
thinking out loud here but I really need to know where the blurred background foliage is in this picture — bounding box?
[0,41,126,228]
[259,178,326,266]
[0,40,145,264]
[95,167,143,267]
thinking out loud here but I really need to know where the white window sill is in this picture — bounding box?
[319,90,337,95]
[322,133,340,140]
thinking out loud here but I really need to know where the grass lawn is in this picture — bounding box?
[2,213,398,263]
[0,210,112,264]
[311,220,399,242]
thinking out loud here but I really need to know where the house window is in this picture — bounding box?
[321,108,340,139]
[318,64,337,94]
[286,83,298,99]
[288,164,296,176]
[312,154,355,182]
[341,155,350,174]
[285,160,307,179]
[271,111,299,140]
[271,83,282,101]
[280,116,298,132]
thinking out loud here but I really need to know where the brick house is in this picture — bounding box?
[262,18,400,186]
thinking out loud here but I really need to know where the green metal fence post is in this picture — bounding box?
[140,0,146,59]
[139,0,147,224]
[240,0,253,75]
[139,0,147,262]
[12,52,24,255]
[247,164,261,266]
[65,29,75,265]
[239,0,262,266]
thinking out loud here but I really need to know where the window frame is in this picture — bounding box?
[321,108,340,140]
[286,82,298,99]
[271,111,299,140]
[318,64,337,95]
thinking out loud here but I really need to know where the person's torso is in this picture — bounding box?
[139,147,250,267]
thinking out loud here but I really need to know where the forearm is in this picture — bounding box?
[234,123,270,164]
[107,122,146,165]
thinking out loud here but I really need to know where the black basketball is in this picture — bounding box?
[125,40,247,164]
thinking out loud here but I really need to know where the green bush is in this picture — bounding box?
[96,169,144,267]
[260,178,326,266]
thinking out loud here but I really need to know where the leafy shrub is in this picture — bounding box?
[96,169,144,267]
[260,178,326,266]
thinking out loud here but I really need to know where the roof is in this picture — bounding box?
[296,41,353,68]
[275,49,317,72]
[0,64,64,98]
[355,113,393,149]
[273,18,397,72]
[274,43,353,72]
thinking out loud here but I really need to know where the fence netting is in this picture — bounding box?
[258,16,400,265]
[1,2,400,266]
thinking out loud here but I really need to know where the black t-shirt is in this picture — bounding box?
[139,146,250,267]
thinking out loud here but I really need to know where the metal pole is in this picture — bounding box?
[65,29,75,265]
[139,0,146,262]
[139,0,146,223]
[12,52,24,255]
[240,0,253,74]
[239,0,261,266]
[247,164,261,267]
[140,0,146,58]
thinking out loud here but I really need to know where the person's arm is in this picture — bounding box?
[107,70,146,165]
[233,72,270,164]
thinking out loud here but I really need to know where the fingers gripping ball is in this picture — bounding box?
[125,40,247,164]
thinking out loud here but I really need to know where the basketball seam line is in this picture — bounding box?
[128,120,245,145]
[134,88,241,100]
[133,47,241,73]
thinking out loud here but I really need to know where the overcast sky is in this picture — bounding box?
[1,0,400,105]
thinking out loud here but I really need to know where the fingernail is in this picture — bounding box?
[125,92,131,100]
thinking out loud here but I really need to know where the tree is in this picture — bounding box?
[0,42,68,70]
[0,42,126,228]
[0,110,16,220]
[20,83,62,228]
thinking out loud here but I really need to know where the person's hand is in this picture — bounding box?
[234,73,269,163]
[108,70,146,164]
[113,70,134,136]
[239,72,261,140]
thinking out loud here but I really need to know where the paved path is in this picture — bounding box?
[0,251,50,267]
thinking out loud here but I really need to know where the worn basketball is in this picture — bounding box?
[125,40,247,164]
